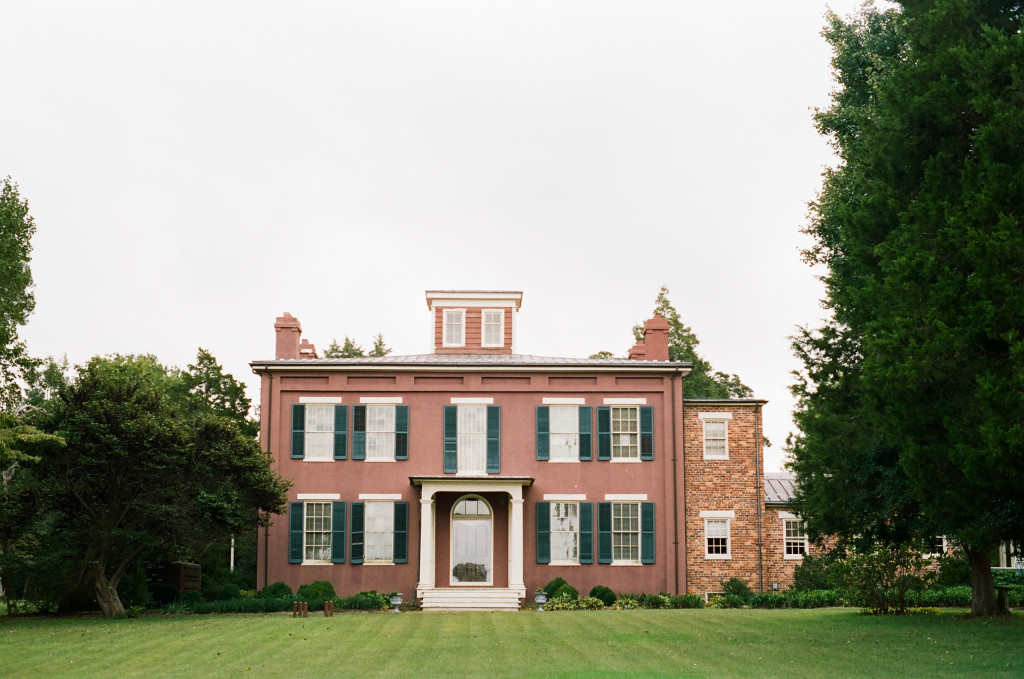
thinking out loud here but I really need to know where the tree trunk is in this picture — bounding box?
[965,545,999,617]
[94,571,125,618]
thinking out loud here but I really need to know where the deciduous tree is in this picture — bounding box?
[0,177,40,409]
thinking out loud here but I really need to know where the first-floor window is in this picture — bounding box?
[304,501,332,562]
[706,518,730,558]
[612,502,640,563]
[364,502,395,562]
[784,519,808,558]
[551,502,580,563]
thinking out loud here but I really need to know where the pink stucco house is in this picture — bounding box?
[251,290,807,609]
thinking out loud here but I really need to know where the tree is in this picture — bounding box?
[31,355,288,617]
[368,332,391,357]
[632,286,752,398]
[323,336,364,358]
[794,1,1024,616]
[176,348,259,438]
[0,177,40,410]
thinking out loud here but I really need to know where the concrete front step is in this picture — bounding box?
[419,587,522,611]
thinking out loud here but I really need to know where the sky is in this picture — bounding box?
[4,1,883,472]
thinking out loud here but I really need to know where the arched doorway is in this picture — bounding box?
[450,495,493,585]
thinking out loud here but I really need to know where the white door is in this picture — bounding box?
[451,497,492,585]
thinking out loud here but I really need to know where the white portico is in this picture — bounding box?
[411,476,533,611]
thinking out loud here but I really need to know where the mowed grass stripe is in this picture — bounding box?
[2,609,1022,678]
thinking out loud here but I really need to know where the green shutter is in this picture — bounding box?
[486,405,501,473]
[289,501,304,563]
[578,407,592,461]
[350,502,364,564]
[536,406,549,461]
[641,502,655,564]
[333,405,348,460]
[597,502,612,563]
[640,406,654,461]
[536,501,550,564]
[443,406,458,473]
[597,406,611,460]
[393,501,408,563]
[352,405,366,460]
[395,405,409,460]
[291,404,305,459]
[331,501,347,563]
[579,502,594,564]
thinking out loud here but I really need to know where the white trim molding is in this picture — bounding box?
[604,493,648,501]
[603,397,647,405]
[542,397,586,405]
[359,396,404,404]
[697,412,733,420]
[700,510,736,519]
[778,511,798,520]
[297,493,341,500]
[542,493,587,501]
[299,396,343,404]
[358,493,403,500]
[450,397,494,404]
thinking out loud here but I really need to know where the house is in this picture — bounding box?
[252,290,805,609]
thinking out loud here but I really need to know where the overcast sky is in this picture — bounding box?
[4,1,882,471]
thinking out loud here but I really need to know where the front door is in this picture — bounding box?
[450,496,492,585]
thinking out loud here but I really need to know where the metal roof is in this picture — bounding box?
[252,353,691,371]
[764,472,797,504]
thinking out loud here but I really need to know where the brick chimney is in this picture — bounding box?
[274,313,302,359]
[643,315,670,361]
[628,342,647,360]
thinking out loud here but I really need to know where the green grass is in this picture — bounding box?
[2,609,1022,678]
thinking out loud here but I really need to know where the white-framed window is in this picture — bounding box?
[304,405,335,461]
[705,518,731,559]
[457,404,487,474]
[304,501,332,563]
[702,419,729,459]
[611,406,639,459]
[550,502,580,564]
[612,501,640,563]
[549,406,580,461]
[443,309,465,347]
[482,309,504,347]
[365,405,396,461]
[784,519,808,559]
[364,501,395,563]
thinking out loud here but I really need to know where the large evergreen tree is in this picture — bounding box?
[793,1,1024,616]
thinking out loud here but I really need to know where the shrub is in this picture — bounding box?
[721,578,754,604]
[552,583,579,600]
[148,583,180,607]
[576,596,605,610]
[180,591,204,606]
[257,581,293,599]
[297,580,336,601]
[543,594,578,611]
[613,596,640,610]
[336,591,389,611]
[669,594,705,609]
[543,577,569,600]
[589,585,617,607]
[792,551,850,591]
[638,593,671,609]
[184,596,294,614]
[935,555,970,588]
[216,584,242,601]
[750,592,787,609]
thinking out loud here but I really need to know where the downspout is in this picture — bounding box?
[671,371,681,596]
[755,404,763,594]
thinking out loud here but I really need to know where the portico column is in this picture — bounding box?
[418,493,435,591]
[508,491,525,595]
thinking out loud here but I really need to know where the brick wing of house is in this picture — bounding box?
[252,290,799,610]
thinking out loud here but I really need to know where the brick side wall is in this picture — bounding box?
[433,307,513,354]
[683,403,765,596]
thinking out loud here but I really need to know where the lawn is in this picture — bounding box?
[2,608,1021,678]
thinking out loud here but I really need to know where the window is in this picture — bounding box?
[364,502,394,562]
[288,500,345,564]
[597,405,654,461]
[536,406,592,461]
[353,404,409,461]
[784,519,808,558]
[702,419,728,459]
[350,501,408,565]
[443,309,465,347]
[706,518,730,558]
[597,501,655,565]
[612,502,640,563]
[304,501,332,562]
[443,404,500,474]
[536,500,593,565]
[291,403,347,460]
[482,309,504,347]
[551,502,580,562]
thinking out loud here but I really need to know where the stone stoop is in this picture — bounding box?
[419,587,522,611]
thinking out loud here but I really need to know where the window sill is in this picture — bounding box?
[784,554,805,561]
[364,458,396,463]
[610,458,642,464]
[703,455,729,461]
[610,561,642,566]
[705,554,731,560]
[363,561,395,566]
[547,459,580,464]
[300,459,337,463]
[549,560,581,567]
[301,560,331,566]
